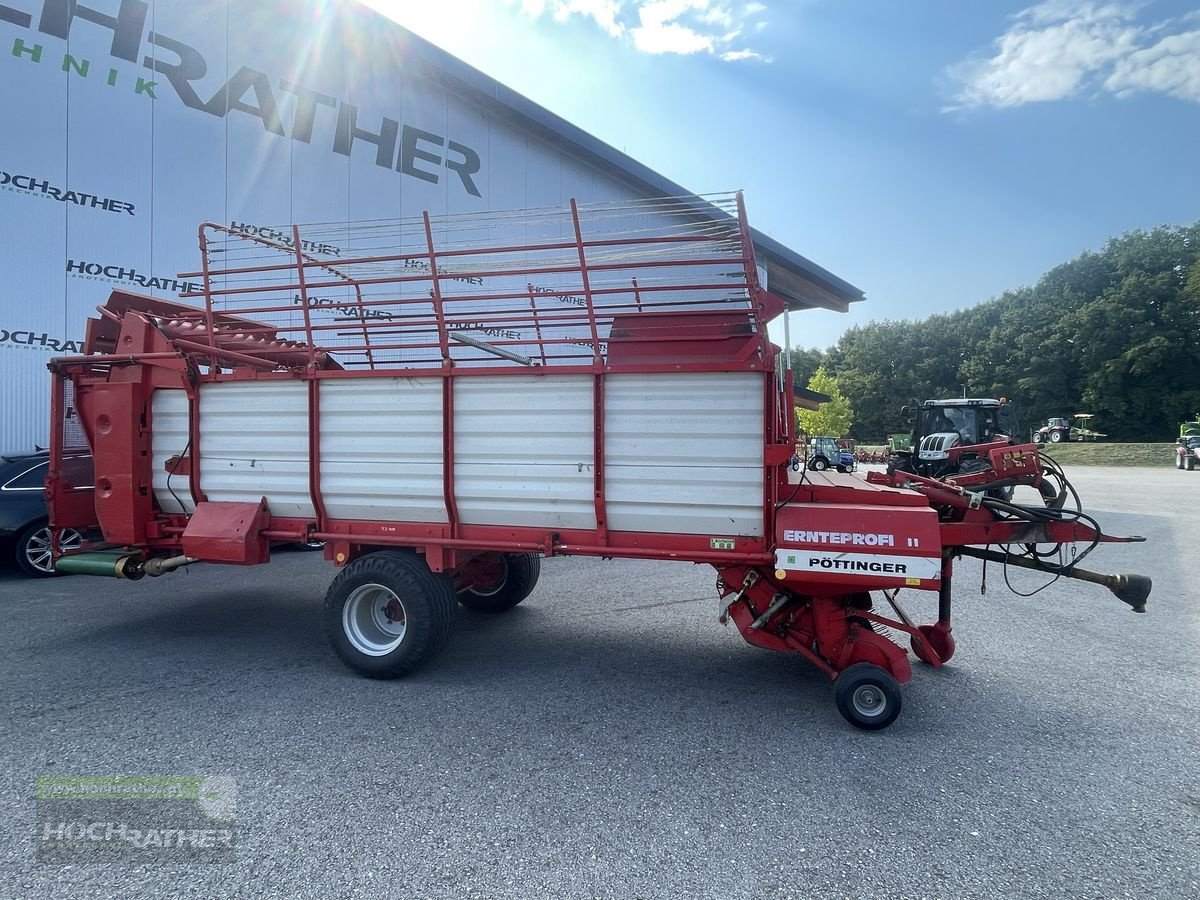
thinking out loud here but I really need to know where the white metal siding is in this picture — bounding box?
[319,378,447,522]
[604,373,765,537]
[198,382,314,518]
[150,389,194,514]
[454,375,597,529]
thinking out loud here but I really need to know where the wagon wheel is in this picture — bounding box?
[457,552,541,614]
[324,550,456,678]
[833,663,903,730]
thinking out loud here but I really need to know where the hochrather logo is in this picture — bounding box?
[230,222,341,257]
[0,327,81,353]
[66,259,199,294]
[1,0,484,197]
[0,170,135,215]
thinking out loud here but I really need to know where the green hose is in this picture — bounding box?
[56,551,135,578]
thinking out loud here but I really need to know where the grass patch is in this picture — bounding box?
[855,442,1179,467]
[1030,443,1173,467]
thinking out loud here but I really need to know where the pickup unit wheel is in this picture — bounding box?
[324,551,456,678]
[834,663,903,730]
[16,522,83,578]
[457,552,541,614]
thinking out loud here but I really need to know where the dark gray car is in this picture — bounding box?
[0,451,93,577]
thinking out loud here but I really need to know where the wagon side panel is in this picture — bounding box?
[604,372,766,537]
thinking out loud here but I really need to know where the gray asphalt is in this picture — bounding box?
[0,466,1197,899]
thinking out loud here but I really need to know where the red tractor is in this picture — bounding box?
[1177,420,1200,471]
[43,195,1149,730]
[886,398,1055,504]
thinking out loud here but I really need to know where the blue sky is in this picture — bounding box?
[364,0,1200,349]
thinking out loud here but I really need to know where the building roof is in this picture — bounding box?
[354,4,865,314]
[795,387,832,410]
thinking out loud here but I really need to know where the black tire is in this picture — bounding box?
[458,552,541,614]
[1049,431,1064,443]
[1187,456,1196,472]
[323,550,456,678]
[1177,454,1184,470]
[15,522,83,578]
[833,663,903,730]
[811,458,829,472]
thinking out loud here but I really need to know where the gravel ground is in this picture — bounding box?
[0,466,1197,899]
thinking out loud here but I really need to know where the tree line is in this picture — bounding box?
[789,220,1200,442]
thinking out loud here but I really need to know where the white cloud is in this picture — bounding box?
[945,1,1200,109]
[505,0,770,62]
[1105,29,1200,101]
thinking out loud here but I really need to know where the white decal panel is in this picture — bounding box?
[775,550,941,581]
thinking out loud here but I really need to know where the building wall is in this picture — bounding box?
[0,0,665,450]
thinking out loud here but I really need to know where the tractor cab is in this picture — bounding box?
[909,399,1018,450]
[891,398,1020,483]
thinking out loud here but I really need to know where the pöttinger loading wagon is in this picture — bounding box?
[46,194,1149,729]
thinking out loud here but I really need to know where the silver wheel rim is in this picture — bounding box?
[25,526,82,574]
[342,583,407,656]
[468,557,509,598]
[851,683,888,719]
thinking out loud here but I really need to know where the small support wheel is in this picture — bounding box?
[457,552,541,613]
[911,622,956,664]
[324,550,456,678]
[833,663,903,731]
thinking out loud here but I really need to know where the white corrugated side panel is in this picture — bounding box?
[455,376,597,529]
[198,382,314,518]
[605,373,765,537]
[319,378,447,522]
[150,390,195,514]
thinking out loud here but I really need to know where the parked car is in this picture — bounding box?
[0,450,93,577]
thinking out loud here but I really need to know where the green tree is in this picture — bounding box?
[796,367,854,438]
